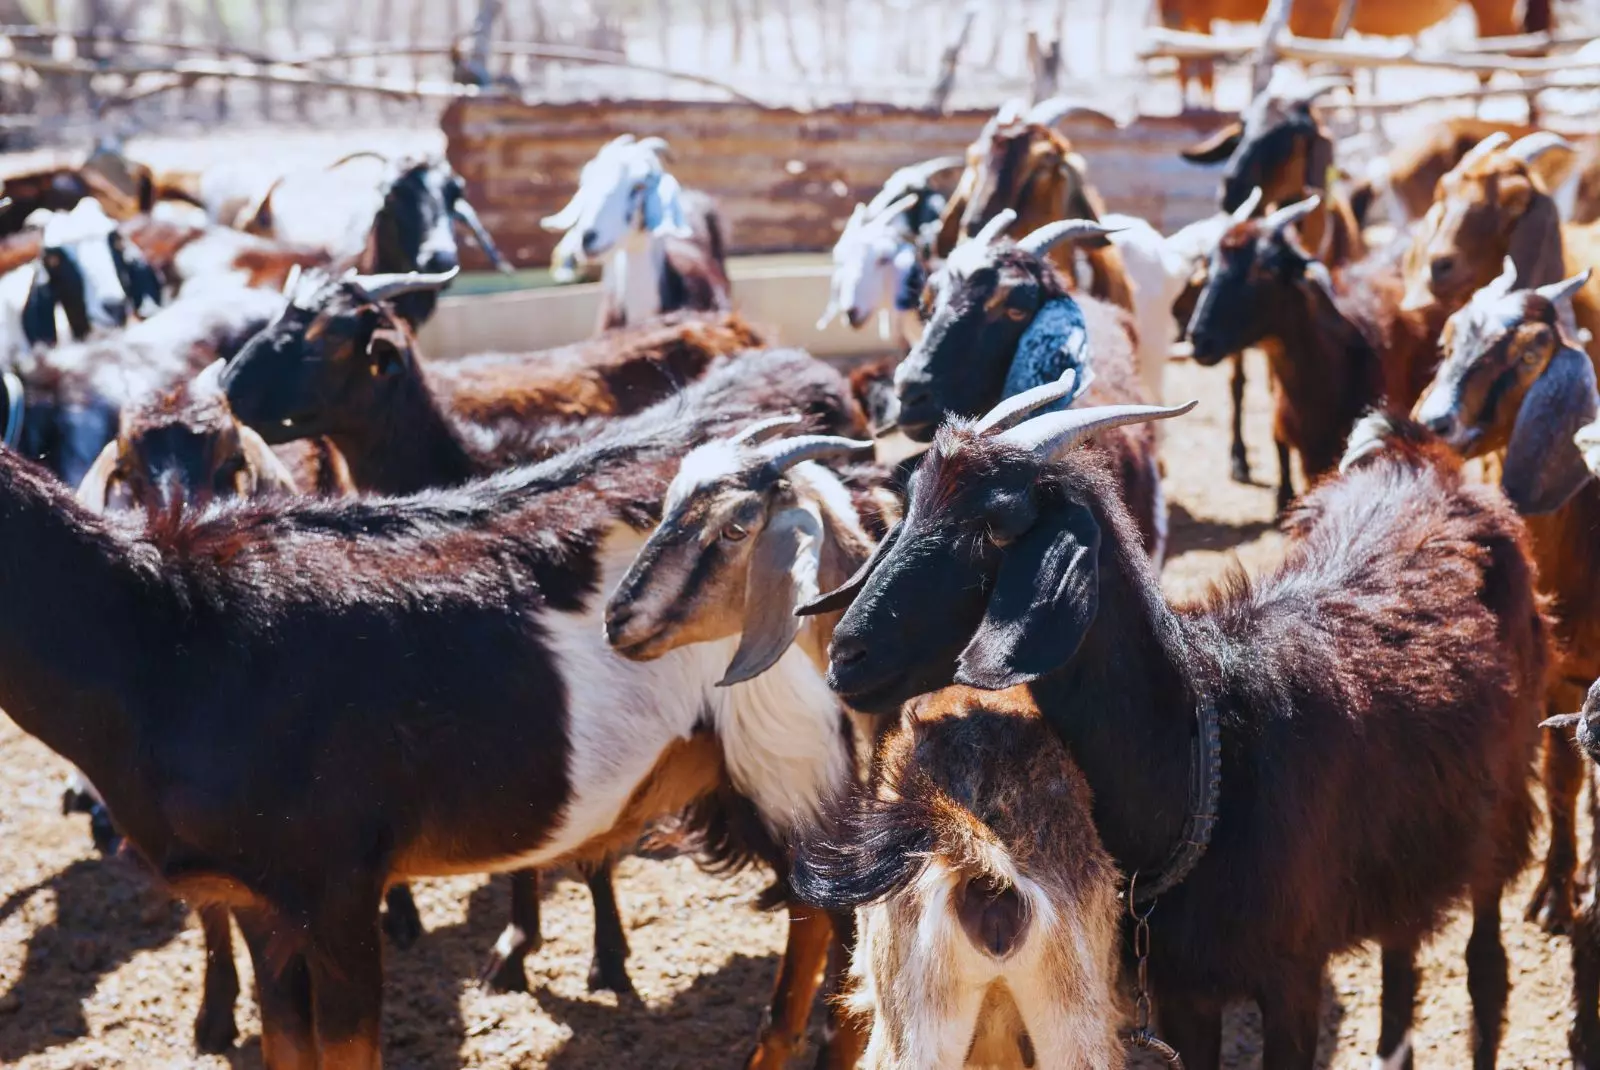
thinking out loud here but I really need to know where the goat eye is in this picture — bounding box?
[722,523,749,543]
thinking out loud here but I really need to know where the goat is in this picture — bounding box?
[1351,118,1536,228]
[122,216,333,298]
[221,269,770,495]
[0,346,864,1068]
[540,135,731,331]
[0,199,162,361]
[1188,195,1444,512]
[934,98,1135,314]
[602,418,896,1066]
[1402,130,1600,354]
[1100,212,1192,406]
[804,381,1546,1070]
[795,685,1125,1069]
[818,156,964,350]
[239,153,508,326]
[1159,0,1541,107]
[891,210,1168,562]
[1413,267,1600,972]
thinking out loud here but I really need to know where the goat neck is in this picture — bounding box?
[1264,280,1380,475]
[335,363,483,495]
[606,227,667,327]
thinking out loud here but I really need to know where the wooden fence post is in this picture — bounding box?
[928,2,977,112]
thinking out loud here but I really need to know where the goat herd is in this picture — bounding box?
[5,75,1600,1070]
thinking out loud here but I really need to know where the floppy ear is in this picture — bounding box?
[367,328,410,377]
[1181,122,1244,165]
[797,519,902,616]
[643,172,691,238]
[540,192,585,232]
[956,497,1100,689]
[21,266,56,345]
[1507,187,1565,291]
[1503,344,1599,515]
[1003,298,1089,399]
[720,508,823,686]
[119,243,165,316]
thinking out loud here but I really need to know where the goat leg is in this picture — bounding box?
[1466,888,1508,1070]
[584,859,635,996]
[1275,438,1295,516]
[380,883,423,949]
[193,904,240,1054]
[1158,996,1222,1070]
[1530,722,1584,934]
[743,903,833,1070]
[1229,352,1250,484]
[811,909,868,1070]
[479,868,543,994]
[1376,944,1417,1070]
[236,907,318,1070]
[1255,962,1323,1070]
[306,893,385,1070]
[1572,779,1600,1070]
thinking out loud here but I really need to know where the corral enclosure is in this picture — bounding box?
[443,98,1230,269]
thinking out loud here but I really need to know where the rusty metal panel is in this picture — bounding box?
[442,99,1229,269]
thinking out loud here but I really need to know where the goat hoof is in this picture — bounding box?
[381,903,423,950]
[193,1005,239,1055]
[1526,877,1575,934]
[1230,456,1251,484]
[587,959,636,997]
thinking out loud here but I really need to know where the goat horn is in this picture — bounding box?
[973,208,1017,247]
[753,434,874,473]
[281,262,303,297]
[1261,194,1321,233]
[866,192,921,225]
[1,370,22,450]
[1230,186,1265,224]
[452,198,513,274]
[348,267,460,302]
[1479,256,1520,302]
[1025,96,1118,128]
[1017,218,1121,257]
[995,98,1027,125]
[997,399,1198,459]
[1291,76,1351,106]
[1506,131,1576,166]
[637,136,671,159]
[1536,268,1592,307]
[1453,132,1513,175]
[731,414,806,445]
[974,368,1089,435]
[900,155,966,183]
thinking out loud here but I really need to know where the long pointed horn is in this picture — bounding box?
[974,368,1086,435]
[1230,186,1265,224]
[452,198,512,274]
[1453,132,1513,175]
[1506,131,1576,166]
[753,434,875,473]
[348,267,460,302]
[732,414,806,445]
[997,400,1198,459]
[866,192,920,225]
[540,193,585,232]
[1261,195,1321,233]
[1479,256,1520,302]
[973,208,1017,247]
[1017,219,1122,257]
[1025,96,1118,128]
[1537,268,1592,308]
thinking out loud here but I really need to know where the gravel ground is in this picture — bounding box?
[0,350,1582,1068]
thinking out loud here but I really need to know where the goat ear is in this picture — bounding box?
[237,424,300,496]
[1004,298,1088,400]
[75,440,120,510]
[1507,187,1565,290]
[720,508,822,686]
[367,329,410,377]
[956,497,1100,689]
[119,243,164,316]
[797,519,901,617]
[21,267,56,345]
[1180,122,1244,165]
[1503,344,1599,515]
[643,173,692,238]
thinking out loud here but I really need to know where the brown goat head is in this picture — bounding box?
[1401,132,1574,312]
[1415,262,1597,514]
[79,361,297,515]
[220,268,456,444]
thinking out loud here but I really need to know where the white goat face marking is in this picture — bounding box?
[45,200,127,328]
[561,140,674,259]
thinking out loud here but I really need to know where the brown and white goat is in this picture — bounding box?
[935,98,1134,313]
[1412,268,1600,1063]
[806,387,1546,1070]
[1187,195,1445,512]
[540,135,731,332]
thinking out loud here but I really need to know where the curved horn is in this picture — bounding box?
[348,267,460,303]
[901,155,966,183]
[1506,131,1576,166]
[637,136,671,159]
[540,193,585,232]
[1290,75,1351,106]
[451,197,512,273]
[865,192,921,225]
[995,98,1027,125]
[1017,218,1122,257]
[1025,96,1118,128]
[1261,194,1321,233]
[997,399,1198,459]
[1453,131,1513,175]
[1479,256,1520,302]
[1,370,22,450]
[974,368,1086,435]
[1537,268,1592,308]
[732,414,806,445]
[1230,186,1265,224]
[973,208,1017,247]
[753,434,874,473]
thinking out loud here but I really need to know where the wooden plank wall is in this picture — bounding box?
[442,98,1231,270]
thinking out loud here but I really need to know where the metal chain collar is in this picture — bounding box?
[1121,881,1184,1068]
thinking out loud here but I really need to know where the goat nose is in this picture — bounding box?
[1429,256,1457,287]
[1423,413,1455,437]
[830,636,868,668]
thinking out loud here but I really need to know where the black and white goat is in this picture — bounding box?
[541,135,731,331]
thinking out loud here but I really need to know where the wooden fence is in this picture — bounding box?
[442,98,1229,270]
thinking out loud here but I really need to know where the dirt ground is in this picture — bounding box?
[0,350,1582,1068]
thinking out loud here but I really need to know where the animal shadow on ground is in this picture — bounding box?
[0,855,188,1062]
[1166,500,1275,558]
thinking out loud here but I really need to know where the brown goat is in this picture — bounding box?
[1188,196,1445,512]
[121,217,333,296]
[798,686,1124,1069]
[935,99,1135,314]
[809,392,1546,1070]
